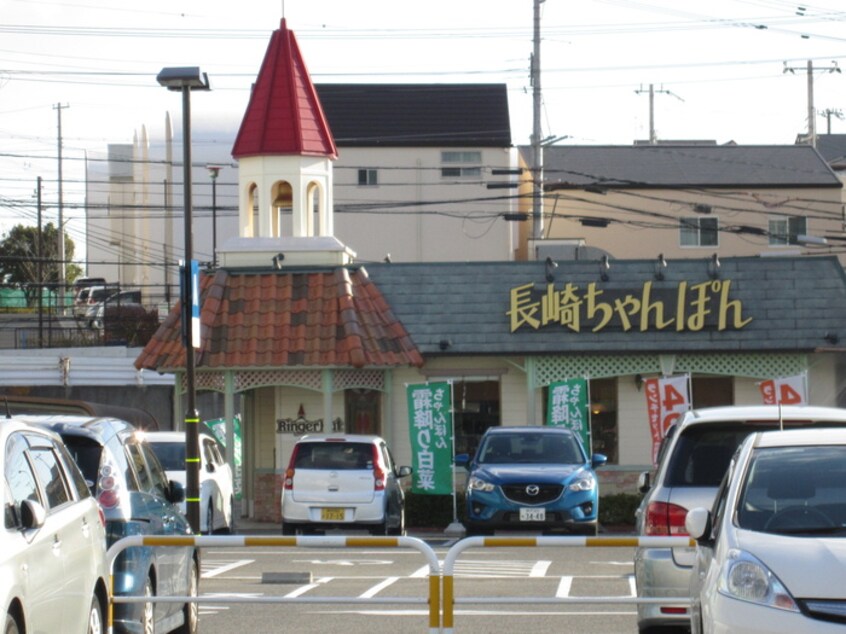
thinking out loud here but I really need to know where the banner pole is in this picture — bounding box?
[449,379,458,525]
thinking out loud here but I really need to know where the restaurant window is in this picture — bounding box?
[453,380,500,457]
[345,389,380,435]
[542,378,618,464]
[690,376,733,408]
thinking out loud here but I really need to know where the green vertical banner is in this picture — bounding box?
[205,415,243,501]
[407,382,453,495]
[547,378,590,451]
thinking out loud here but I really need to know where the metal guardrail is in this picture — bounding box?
[440,535,696,633]
[105,534,442,634]
[106,533,696,633]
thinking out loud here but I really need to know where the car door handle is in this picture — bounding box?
[53,534,62,553]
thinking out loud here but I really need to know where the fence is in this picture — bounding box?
[106,533,696,633]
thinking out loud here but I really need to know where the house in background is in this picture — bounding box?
[82,81,515,311]
[516,143,846,264]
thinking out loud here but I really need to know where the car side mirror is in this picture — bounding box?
[592,453,608,469]
[637,470,652,494]
[206,462,216,474]
[19,499,47,530]
[168,480,186,504]
[685,507,713,544]
[396,465,413,478]
[454,453,470,466]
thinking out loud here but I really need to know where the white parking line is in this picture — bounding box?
[284,577,332,598]
[359,576,400,598]
[555,576,573,597]
[201,559,254,578]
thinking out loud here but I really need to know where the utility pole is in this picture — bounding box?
[821,108,844,134]
[635,84,683,144]
[36,177,43,348]
[783,60,841,148]
[530,0,544,242]
[54,103,69,308]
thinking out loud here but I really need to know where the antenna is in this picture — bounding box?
[4,397,11,419]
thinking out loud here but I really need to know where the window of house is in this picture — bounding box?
[680,216,718,246]
[357,169,378,186]
[769,215,807,245]
[441,151,482,178]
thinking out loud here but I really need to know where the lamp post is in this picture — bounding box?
[157,66,210,534]
[206,165,223,267]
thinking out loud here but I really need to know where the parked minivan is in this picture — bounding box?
[633,405,846,633]
[281,434,412,535]
[22,414,199,634]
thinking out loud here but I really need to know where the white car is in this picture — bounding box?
[146,431,235,534]
[686,427,846,634]
[281,434,412,535]
[1,418,110,634]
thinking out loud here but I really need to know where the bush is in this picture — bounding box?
[406,490,641,529]
[598,493,641,527]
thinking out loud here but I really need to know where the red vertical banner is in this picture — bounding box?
[759,375,806,405]
[645,375,691,465]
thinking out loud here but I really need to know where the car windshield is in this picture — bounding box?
[149,441,185,471]
[294,442,374,470]
[478,433,583,465]
[737,445,846,535]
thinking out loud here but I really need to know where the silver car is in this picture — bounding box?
[687,427,846,633]
[633,405,846,633]
[1,418,110,634]
[281,434,412,535]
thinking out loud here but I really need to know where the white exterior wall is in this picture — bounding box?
[332,146,516,263]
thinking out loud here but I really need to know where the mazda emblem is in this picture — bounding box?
[525,484,540,496]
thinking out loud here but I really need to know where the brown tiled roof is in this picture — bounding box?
[134,267,423,372]
[231,18,337,159]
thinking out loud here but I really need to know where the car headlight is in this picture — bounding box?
[568,472,596,492]
[467,476,495,492]
[718,549,798,612]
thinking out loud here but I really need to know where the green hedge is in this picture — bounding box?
[405,491,641,529]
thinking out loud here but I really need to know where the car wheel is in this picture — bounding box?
[87,594,104,634]
[389,509,406,536]
[141,575,155,634]
[4,613,21,634]
[173,558,199,634]
[206,502,214,535]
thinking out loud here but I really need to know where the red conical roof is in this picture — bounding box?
[232,18,337,159]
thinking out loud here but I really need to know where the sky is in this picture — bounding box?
[2,0,846,250]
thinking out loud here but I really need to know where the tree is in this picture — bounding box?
[0,223,82,305]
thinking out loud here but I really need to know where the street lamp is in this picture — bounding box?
[206,165,223,267]
[157,66,210,534]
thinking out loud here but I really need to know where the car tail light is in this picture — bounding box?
[96,462,122,509]
[284,445,299,490]
[643,501,689,536]
[371,445,386,491]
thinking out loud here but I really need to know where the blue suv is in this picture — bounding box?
[459,426,607,535]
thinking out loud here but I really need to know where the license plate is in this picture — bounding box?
[320,508,345,521]
[519,507,545,522]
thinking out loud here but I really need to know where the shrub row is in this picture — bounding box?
[405,491,642,529]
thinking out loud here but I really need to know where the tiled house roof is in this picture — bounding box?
[231,18,337,159]
[315,84,512,147]
[539,145,842,189]
[134,267,423,372]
